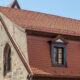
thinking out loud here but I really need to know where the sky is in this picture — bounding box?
[0,0,80,20]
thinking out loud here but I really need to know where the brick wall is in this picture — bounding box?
[27,35,80,77]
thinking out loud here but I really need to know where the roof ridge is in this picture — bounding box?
[0,6,80,22]
[0,6,80,37]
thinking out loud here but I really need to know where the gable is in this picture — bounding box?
[56,39,64,43]
[0,15,32,75]
[8,0,20,9]
[0,21,28,80]
[49,35,68,45]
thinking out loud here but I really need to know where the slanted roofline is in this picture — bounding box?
[0,12,25,32]
[49,35,68,44]
[0,7,80,38]
[0,16,32,75]
[8,0,20,9]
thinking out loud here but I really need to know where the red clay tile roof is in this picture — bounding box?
[27,35,80,77]
[0,6,80,36]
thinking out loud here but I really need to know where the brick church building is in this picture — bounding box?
[0,0,80,80]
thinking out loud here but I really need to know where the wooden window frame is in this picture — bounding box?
[51,44,67,67]
[49,35,68,67]
[54,47,64,65]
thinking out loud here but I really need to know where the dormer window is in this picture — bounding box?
[49,35,68,67]
[54,46,64,65]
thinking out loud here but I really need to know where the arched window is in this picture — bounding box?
[3,43,11,76]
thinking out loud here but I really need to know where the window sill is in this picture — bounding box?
[52,64,67,68]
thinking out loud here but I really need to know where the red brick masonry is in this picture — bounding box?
[27,35,80,77]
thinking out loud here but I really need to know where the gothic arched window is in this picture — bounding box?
[3,43,11,76]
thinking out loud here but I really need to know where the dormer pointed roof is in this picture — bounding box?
[8,0,20,9]
[50,35,68,44]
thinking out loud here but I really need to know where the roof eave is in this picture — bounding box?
[33,74,80,79]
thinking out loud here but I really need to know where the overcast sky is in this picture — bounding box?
[0,0,80,20]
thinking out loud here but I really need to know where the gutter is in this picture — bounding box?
[27,73,80,80]
[32,74,80,79]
